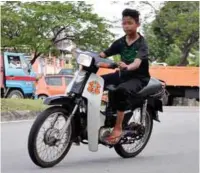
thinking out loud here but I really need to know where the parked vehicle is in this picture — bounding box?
[28,48,166,168]
[0,52,36,98]
[58,68,75,75]
[151,61,168,66]
[36,75,73,100]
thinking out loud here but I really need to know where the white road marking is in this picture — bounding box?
[0,119,34,124]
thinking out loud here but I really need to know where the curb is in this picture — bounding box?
[1,111,42,122]
[1,106,198,122]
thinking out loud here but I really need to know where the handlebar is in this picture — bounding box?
[74,48,118,69]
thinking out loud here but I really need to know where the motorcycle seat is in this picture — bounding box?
[105,77,162,98]
[136,77,162,97]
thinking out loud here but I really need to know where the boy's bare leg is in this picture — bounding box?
[106,111,124,143]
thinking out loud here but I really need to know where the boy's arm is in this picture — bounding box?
[127,40,149,71]
[99,40,120,58]
[127,59,142,71]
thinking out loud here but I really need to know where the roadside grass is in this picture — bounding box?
[1,99,48,112]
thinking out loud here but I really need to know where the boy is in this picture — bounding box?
[99,9,150,144]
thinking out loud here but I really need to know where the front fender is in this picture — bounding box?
[82,73,104,152]
[43,95,74,106]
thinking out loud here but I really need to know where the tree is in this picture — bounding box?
[143,24,170,62]
[165,44,182,66]
[113,54,121,63]
[152,1,199,66]
[188,49,199,67]
[108,1,164,36]
[124,1,164,24]
[1,2,114,64]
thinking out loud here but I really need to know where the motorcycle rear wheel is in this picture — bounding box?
[114,108,153,158]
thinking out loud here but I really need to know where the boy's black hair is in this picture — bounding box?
[122,9,140,24]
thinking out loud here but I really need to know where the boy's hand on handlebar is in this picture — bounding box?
[118,61,128,70]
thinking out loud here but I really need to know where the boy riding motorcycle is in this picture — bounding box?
[99,9,150,144]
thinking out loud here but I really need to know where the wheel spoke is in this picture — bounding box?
[35,112,72,163]
[50,113,60,127]
[122,110,151,154]
[52,146,58,159]
[38,143,46,153]
[37,143,45,151]
[40,145,47,160]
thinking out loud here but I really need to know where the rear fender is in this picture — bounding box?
[147,98,163,122]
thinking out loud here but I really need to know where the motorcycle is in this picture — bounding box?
[28,48,167,168]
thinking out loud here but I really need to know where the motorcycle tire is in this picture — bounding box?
[114,109,153,158]
[28,106,74,168]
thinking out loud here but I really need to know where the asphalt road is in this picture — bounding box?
[1,107,199,173]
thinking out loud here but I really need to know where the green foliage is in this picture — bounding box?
[113,55,121,63]
[188,50,199,67]
[151,1,199,65]
[193,52,200,67]
[165,44,181,66]
[144,24,170,62]
[1,2,114,63]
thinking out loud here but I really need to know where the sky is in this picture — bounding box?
[87,1,164,39]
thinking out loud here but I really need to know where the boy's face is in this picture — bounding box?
[122,16,139,35]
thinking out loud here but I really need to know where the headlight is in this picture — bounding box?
[77,54,92,67]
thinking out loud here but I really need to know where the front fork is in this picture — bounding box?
[140,99,147,124]
[58,102,80,139]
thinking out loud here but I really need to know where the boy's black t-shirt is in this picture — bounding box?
[104,33,150,80]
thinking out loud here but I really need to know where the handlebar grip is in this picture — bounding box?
[96,62,118,69]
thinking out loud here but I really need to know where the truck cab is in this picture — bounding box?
[1,52,36,98]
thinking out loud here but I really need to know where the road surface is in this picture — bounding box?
[1,107,199,173]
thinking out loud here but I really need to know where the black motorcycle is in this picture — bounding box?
[28,48,168,168]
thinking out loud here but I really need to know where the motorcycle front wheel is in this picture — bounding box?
[114,108,153,158]
[28,106,74,168]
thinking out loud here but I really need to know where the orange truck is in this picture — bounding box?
[97,66,199,105]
